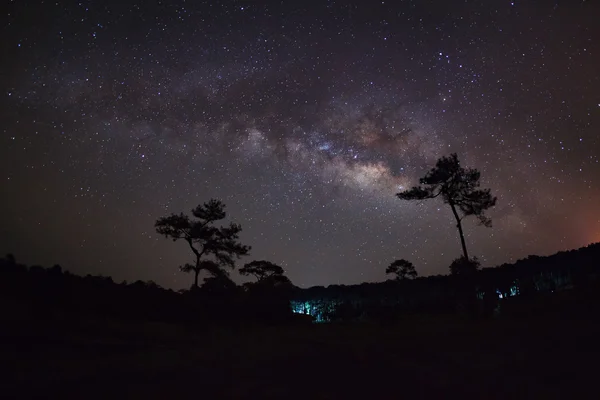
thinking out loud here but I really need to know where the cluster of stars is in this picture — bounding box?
[1,0,599,288]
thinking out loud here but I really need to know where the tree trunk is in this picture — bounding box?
[193,254,201,288]
[193,269,200,288]
[450,203,469,260]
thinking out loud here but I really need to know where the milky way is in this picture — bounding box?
[1,1,599,288]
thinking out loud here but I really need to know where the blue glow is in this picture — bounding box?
[290,300,337,323]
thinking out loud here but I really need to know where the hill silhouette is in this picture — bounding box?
[291,242,600,322]
[2,244,600,398]
[2,242,599,326]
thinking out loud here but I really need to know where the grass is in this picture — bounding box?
[2,305,599,399]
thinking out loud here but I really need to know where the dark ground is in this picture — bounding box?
[2,297,599,399]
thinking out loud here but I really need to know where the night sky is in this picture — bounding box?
[1,1,599,289]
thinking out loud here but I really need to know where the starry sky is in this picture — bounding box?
[1,0,599,289]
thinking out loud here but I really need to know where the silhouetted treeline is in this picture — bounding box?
[2,242,599,327]
[291,242,600,322]
[0,255,304,329]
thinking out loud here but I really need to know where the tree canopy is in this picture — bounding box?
[385,259,418,280]
[155,199,250,288]
[240,260,292,288]
[240,260,285,281]
[397,153,496,260]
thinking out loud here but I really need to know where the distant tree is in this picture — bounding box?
[239,261,294,324]
[449,257,480,276]
[396,153,497,260]
[240,260,284,281]
[155,199,250,288]
[240,260,293,288]
[386,259,418,280]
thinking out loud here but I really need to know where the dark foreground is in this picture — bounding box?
[2,303,600,400]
